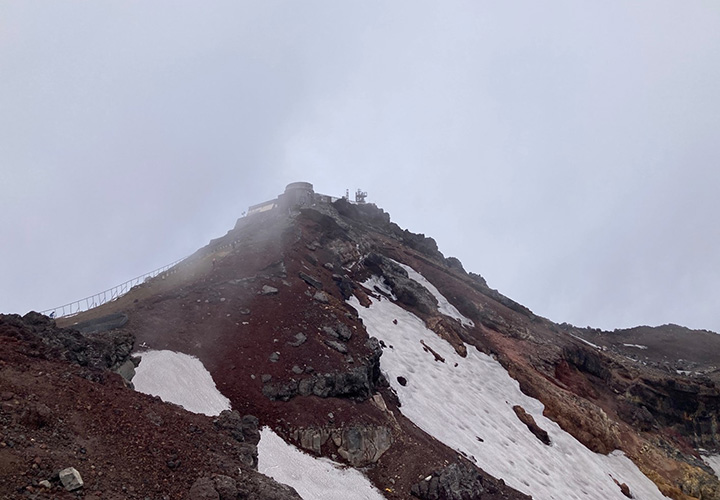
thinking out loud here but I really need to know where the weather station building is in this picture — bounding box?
[246,182,367,216]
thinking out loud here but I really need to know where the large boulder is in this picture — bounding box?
[59,467,84,492]
[336,425,393,467]
[290,425,393,467]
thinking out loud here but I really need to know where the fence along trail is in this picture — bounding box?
[39,227,251,319]
[38,211,271,319]
[40,257,187,319]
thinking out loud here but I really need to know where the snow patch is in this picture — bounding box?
[623,344,648,350]
[393,260,474,327]
[258,427,386,500]
[703,455,720,478]
[570,333,603,350]
[349,286,666,500]
[133,349,231,416]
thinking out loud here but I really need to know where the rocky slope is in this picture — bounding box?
[0,312,302,499]
[5,188,720,499]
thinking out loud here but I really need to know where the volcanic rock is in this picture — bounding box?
[291,425,393,467]
[287,332,307,346]
[410,462,522,500]
[512,405,550,445]
[336,425,393,467]
[2,312,134,371]
[0,313,307,498]
[188,476,219,500]
[299,272,323,289]
[324,339,348,354]
[59,466,84,491]
[332,273,356,300]
[363,253,438,314]
[313,291,329,303]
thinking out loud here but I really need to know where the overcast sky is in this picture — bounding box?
[2,1,719,333]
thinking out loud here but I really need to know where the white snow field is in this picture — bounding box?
[133,349,231,416]
[349,270,667,500]
[258,427,386,500]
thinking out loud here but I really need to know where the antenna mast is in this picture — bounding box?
[355,189,367,204]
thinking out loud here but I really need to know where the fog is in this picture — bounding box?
[2,1,719,332]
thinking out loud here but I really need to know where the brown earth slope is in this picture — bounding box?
[39,195,720,499]
[0,312,302,500]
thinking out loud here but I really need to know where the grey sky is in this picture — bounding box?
[2,1,719,333]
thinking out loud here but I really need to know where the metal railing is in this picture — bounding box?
[41,257,187,319]
[39,213,267,320]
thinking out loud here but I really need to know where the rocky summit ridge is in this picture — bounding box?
[3,183,720,499]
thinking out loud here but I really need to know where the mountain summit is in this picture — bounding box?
[3,182,720,499]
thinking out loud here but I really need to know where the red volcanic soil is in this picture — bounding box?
[0,313,297,500]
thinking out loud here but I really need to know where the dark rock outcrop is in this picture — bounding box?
[263,337,382,401]
[298,207,351,243]
[332,273,356,300]
[299,272,323,290]
[323,339,348,354]
[332,198,391,227]
[188,476,220,500]
[287,332,307,347]
[617,402,656,432]
[399,229,444,261]
[290,425,393,467]
[188,473,302,500]
[235,473,303,500]
[336,425,393,467]
[465,275,534,319]
[323,323,353,341]
[445,256,465,273]
[1,312,134,372]
[264,364,377,401]
[512,405,550,445]
[363,253,438,315]
[213,411,260,445]
[212,411,261,467]
[625,375,720,448]
[563,345,612,381]
[411,462,527,500]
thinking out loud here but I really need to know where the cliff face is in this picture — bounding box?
[6,195,720,499]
